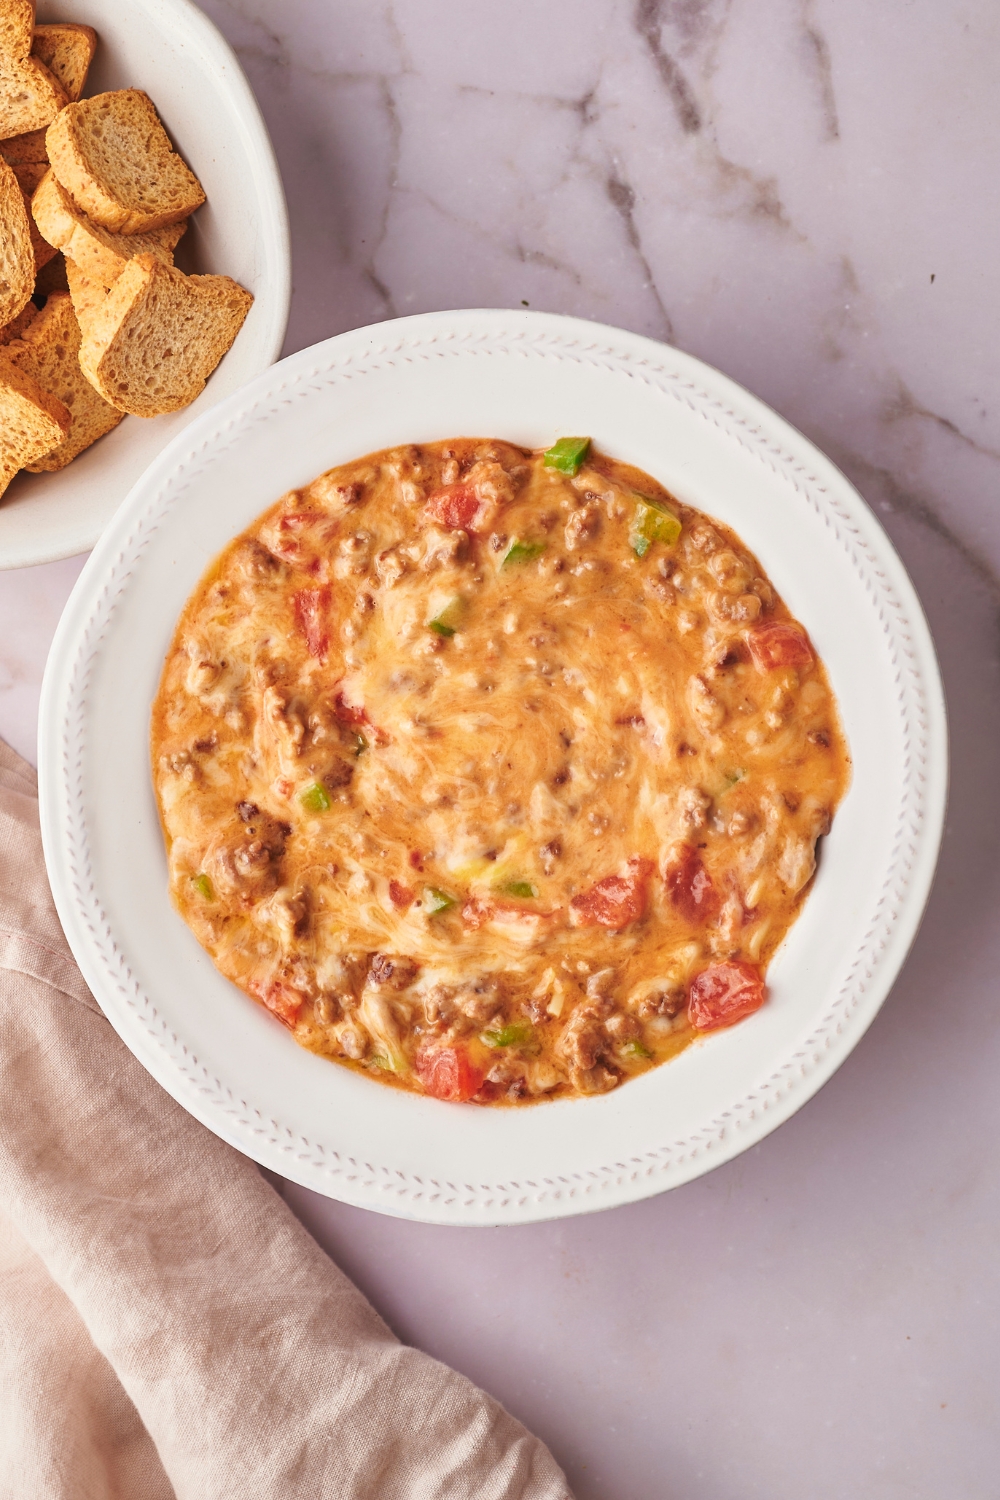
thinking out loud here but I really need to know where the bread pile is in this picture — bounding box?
[1,1,253,500]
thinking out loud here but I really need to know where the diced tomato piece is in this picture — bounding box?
[423,484,487,533]
[569,857,654,930]
[293,587,330,658]
[249,979,305,1029]
[389,879,414,911]
[746,622,813,671]
[260,511,331,564]
[665,843,720,923]
[415,1046,485,1102]
[461,896,559,930]
[687,960,765,1031]
[332,690,370,727]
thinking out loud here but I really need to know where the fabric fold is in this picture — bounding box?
[0,738,571,1500]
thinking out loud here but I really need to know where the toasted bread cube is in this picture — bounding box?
[31,23,96,102]
[46,89,205,234]
[78,254,252,416]
[4,289,122,469]
[33,168,186,288]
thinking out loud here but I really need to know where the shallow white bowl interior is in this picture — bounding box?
[39,310,947,1226]
[0,0,290,570]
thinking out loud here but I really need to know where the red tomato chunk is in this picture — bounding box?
[665,843,720,923]
[250,979,305,1029]
[416,1046,485,1102]
[423,484,485,532]
[293,587,330,659]
[388,879,414,911]
[569,858,653,929]
[687,961,765,1031]
[746,622,813,671]
[332,690,369,727]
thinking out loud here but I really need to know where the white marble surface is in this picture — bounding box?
[4,2,1000,1494]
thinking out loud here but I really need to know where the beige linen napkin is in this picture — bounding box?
[0,739,572,1500]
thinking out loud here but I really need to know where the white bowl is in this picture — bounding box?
[38,310,947,1226]
[0,0,290,570]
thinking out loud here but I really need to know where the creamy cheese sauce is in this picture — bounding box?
[151,438,849,1104]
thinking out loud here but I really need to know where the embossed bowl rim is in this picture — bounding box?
[38,309,948,1225]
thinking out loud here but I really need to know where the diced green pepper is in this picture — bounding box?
[191,873,214,901]
[427,595,465,637]
[354,732,368,757]
[300,781,332,813]
[624,1039,654,1060]
[482,1022,534,1049]
[423,886,457,914]
[496,878,538,899]
[630,495,682,557]
[501,537,546,568]
[543,436,591,475]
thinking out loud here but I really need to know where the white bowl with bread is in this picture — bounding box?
[0,0,289,569]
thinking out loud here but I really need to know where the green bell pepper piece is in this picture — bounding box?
[482,1022,534,1048]
[300,781,332,813]
[501,537,546,568]
[543,437,591,475]
[423,887,457,915]
[630,495,682,557]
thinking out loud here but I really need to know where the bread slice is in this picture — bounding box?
[0,348,71,499]
[10,154,41,193]
[12,160,54,268]
[78,253,252,416]
[0,155,33,323]
[31,23,96,102]
[0,55,67,137]
[33,244,66,295]
[46,90,205,233]
[3,290,122,469]
[32,168,186,287]
[0,126,47,163]
[64,252,105,334]
[0,0,34,64]
[0,291,33,343]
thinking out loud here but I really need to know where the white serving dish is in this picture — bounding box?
[0,0,290,570]
[38,309,948,1226]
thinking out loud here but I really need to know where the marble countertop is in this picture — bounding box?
[4,2,999,1494]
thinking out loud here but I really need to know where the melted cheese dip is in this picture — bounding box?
[152,439,849,1104]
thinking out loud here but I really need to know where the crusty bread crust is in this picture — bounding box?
[11,159,54,269]
[64,252,105,335]
[31,23,96,103]
[32,168,186,288]
[78,253,252,416]
[46,89,205,234]
[0,155,34,324]
[4,289,122,469]
[0,345,71,499]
